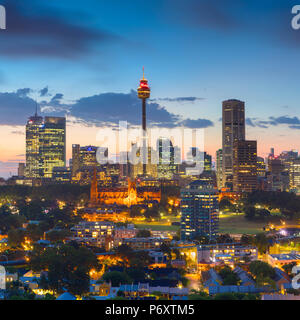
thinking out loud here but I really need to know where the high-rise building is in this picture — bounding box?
[222,99,245,188]
[216,149,223,189]
[180,180,219,241]
[25,111,43,178]
[257,157,266,178]
[17,163,25,177]
[39,117,66,178]
[157,138,176,179]
[289,159,300,193]
[71,144,80,178]
[233,140,257,193]
[268,158,284,175]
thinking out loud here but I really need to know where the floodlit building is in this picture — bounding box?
[233,140,257,193]
[222,99,245,188]
[180,180,219,241]
[216,149,223,190]
[39,117,66,178]
[25,112,66,179]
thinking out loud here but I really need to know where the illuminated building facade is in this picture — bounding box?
[180,180,219,241]
[289,159,300,193]
[157,138,176,179]
[70,221,114,249]
[131,146,157,179]
[90,168,161,207]
[222,99,245,188]
[233,140,257,193]
[25,112,43,178]
[39,117,66,178]
[25,112,66,179]
[52,166,71,183]
[216,149,223,189]
[257,156,266,177]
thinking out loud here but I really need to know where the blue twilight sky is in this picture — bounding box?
[1,0,300,177]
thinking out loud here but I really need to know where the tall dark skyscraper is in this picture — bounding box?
[233,140,257,193]
[222,99,245,188]
[180,180,219,241]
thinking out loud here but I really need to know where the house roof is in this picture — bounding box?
[56,292,77,300]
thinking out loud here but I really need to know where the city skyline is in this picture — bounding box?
[1,0,300,177]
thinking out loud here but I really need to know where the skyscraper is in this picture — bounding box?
[180,180,219,241]
[216,149,223,190]
[289,159,300,193]
[233,140,257,193]
[222,99,245,188]
[39,117,66,178]
[157,137,176,179]
[25,111,43,178]
[71,144,81,178]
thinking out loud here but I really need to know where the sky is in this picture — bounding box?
[1,0,300,177]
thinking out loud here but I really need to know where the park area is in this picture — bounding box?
[134,212,269,235]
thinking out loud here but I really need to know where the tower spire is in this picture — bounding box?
[143,66,145,80]
[35,101,38,117]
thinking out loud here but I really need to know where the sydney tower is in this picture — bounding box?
[137,68,151,176]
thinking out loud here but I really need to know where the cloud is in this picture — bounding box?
[39,87,49,97]
[166,0,240,31]
[0,91,37,125]
[51,93,64,102]
[179,118,214,128]
[151,97,205,103]
[0,88,214,129]
[246,118,256,127]
[270,116,300,125]
[16,88,31,97]
[289,125,300,130]
[0,2,120,59]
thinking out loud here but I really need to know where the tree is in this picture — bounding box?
[219,266,240,286]
[245,206,256,220]
[26,224,43,242]
[283,262,297,277]
[188,290,211,300]
[115,244,134,261]
[253,233,270,254]
[45,229,71,242]
[29,244,100,295]
[219,198,234,211]
[8,229,25,248]
[129,251,152,268]
[102,271,132,286]
[249,260,275,281]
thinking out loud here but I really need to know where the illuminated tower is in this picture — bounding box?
[137,67,151,176]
